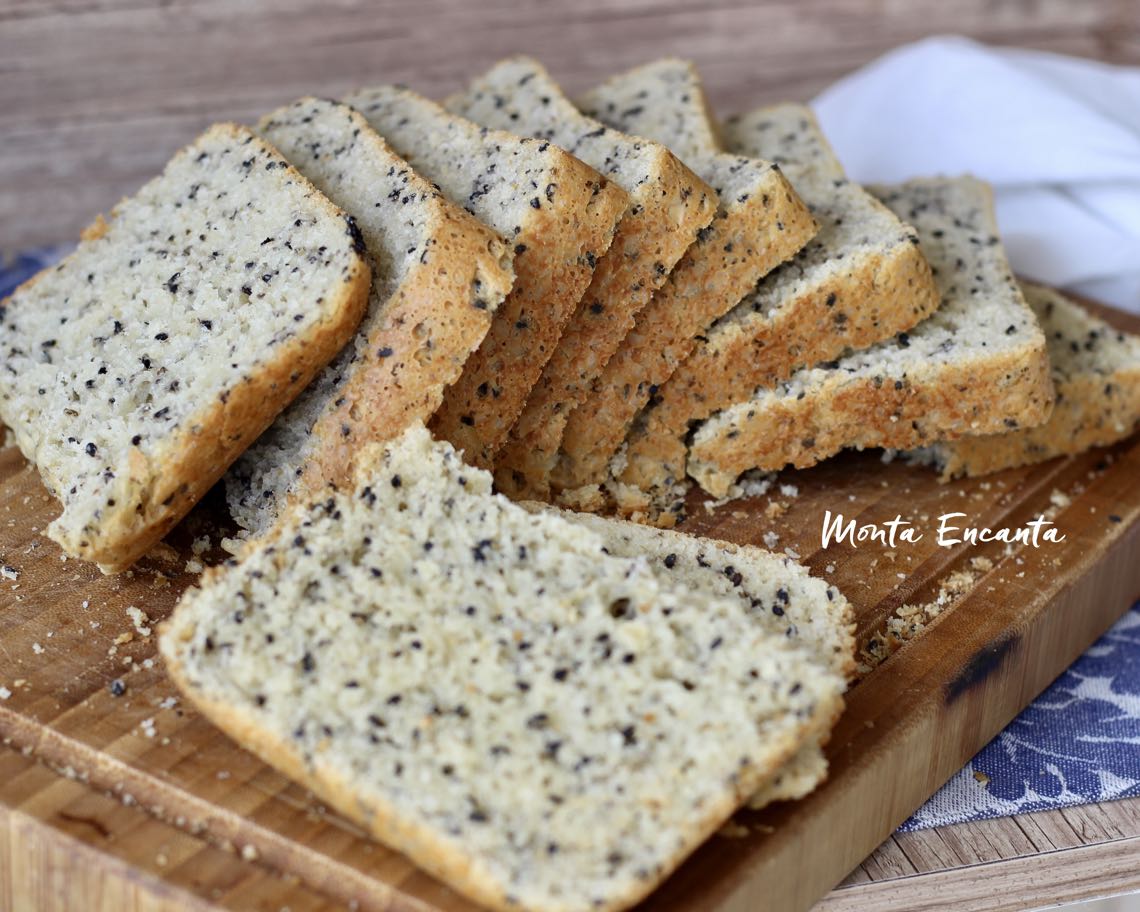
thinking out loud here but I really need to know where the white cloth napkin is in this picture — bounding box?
[812,36,1140,314]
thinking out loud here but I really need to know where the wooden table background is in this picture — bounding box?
[3,0,1140,252]
[3,0,1140,909]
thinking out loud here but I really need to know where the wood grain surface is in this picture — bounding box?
[820,799,1140,911]
[1,303,1138,912]
[3,0,1140,251]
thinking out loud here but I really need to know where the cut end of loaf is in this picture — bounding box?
[2,122,370,570]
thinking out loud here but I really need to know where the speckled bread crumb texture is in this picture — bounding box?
[688,177,1054,496]
[160,424,841,912]
[620,104,939,492]
[552,59,817,491]
[927,283,1140,479]
[525,503,853,810]
[224,98,513,535]
[531,505,856,681]
[449,56,718,500]
[0,123,370,571]
[344,84,628,471]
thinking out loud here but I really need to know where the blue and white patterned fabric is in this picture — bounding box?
[903,602,1140,830]
[0,245,70,299]
[0,247,1137,831]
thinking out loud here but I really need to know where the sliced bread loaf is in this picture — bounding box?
[689,177,1054,496]
[619,104,939,492]
[0,124,370,571]
[553,59,818,491]
[922,282,1140,478]
[344,85,628,469]
[161,424,842,912]
[448,56,717,500]
[226,98,514,534]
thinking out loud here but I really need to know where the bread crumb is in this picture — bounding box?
[0,687,10,700]
[778,483,799,498]
[973,770,990,786]
[220,537,245,557]
[718,820,750,839]
[191,536,211,556]
[764,500,788,520]
[1,565,18,581]
[32,642,44,655]
[240,843,260,861]
[762,531,780,550]
[127,606,152,637]
[185,559,204,574]
[860,567,980,672]
[144,542,180,563]
[1050,489,1071,509]
[558,484,607,513]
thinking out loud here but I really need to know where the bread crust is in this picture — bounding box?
[430,152,628,470]
[494,144,717,500]
[290,181,514,502]
[935,359,1140,479]
[688,340,1055,497]
[554,165,817,490]
[621,223,939,491]
[14,123,371,572]
[160,612,840,912]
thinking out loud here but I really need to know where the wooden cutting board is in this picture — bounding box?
[1,304,1138,912]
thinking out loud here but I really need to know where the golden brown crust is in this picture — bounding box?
[553,165,817,490]
[688,340,1055,497]
[621,236,939,491]
[493,148,717,500]
[936,367,1140,479]
[430,154,628,470]
[291,203,514,503]
[79,213,110,242]
[160,614,841,912]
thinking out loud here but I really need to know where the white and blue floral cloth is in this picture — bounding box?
[0,245,72,299]
[1,246,1137,830]
[904,602,1140,830]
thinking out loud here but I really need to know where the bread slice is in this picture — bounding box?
[543,508,855,680]
[921,282,1140,479]
[537,508,855,810]
[160,424,843,912]
[619,104,940,492]
[448,56,717,500]
[0,124,370,571]
[344,85,628,469]
[689,177,1054,496]
[552,59,818,491]
[226,98,514,535]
